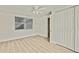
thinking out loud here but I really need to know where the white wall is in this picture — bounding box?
[34,16,48,37]
[0,5,73,42]
[0,7,48,42]
[0,10,36,42]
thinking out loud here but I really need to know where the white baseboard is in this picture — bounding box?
[0,34,37,43]
[38,33,48,38]
[0,33,47,43]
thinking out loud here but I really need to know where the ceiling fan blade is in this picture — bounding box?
[33,6,39,10]
[38,8,46,10]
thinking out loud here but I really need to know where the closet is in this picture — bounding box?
[75,6,79,52]
[50,6,79,52]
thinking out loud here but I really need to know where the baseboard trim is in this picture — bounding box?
[56,44,76,53]
[37,35,48,39]
[0,34,37,43]
[50,40,76,53]
[0,34,48,43]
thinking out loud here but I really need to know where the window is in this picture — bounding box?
[15,16,33,30]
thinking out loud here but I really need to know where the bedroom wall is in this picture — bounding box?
[35,6,73,38]
[0,5,72,42]
[35,16,48,37]
[0,9,48,43]
[0,10,36,42]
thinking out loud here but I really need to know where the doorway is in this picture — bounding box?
[48,17,50,42]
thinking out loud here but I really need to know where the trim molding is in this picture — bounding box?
[0,34,37,43]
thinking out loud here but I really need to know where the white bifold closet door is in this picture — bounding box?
[75,6,79,52]
[52,8,75,50]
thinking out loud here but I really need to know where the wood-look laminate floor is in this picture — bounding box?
[0,36,73,53]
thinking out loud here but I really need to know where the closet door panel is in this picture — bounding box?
[52,12,64,45]
[63,8,74,50]
[75,6,79,52]
[52,8,74,50]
